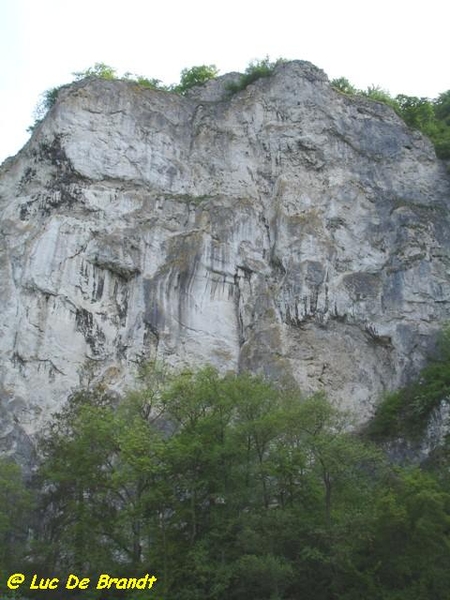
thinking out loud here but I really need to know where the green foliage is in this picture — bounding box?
[29,60,450,161]
[226,56,285,94]
[429,93,450,158]
[73,63,167,90]
[72,62,117,80]
[4,362,450,598]
[73,63,169,91]
[360,84,399,109]
[126,74,164,89]
[364,468,450,599]
[393,91,450,159]
[0,458,33,595]
[35,384,167,577]
[395,95,437,133]
[331,77,357,95]
[27,86,62,132]
[232,553,294,599]
[27,367,394,599]
[41,87,61,112]
[435,90,450,124]
[330,74,450,160]
[28,62,219,132]
[174,64,219,94]
[368,327,450,440]
[29,63,118,132]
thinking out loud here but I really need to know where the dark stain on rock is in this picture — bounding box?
[113,282,129,324]
[11,352,26,375]
[75,307,105,356]
[143,278,164,333]
[40,186,82,216]
[343,272,380,301]
[94,274,105,301]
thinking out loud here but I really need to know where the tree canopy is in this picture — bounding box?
[175,64,219,94]
[2,361,450,599]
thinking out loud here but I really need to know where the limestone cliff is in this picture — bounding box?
[1,61,450,459]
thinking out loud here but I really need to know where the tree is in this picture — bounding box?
[156,371,386,599]
[34,365,450,599]
[72,62,117,80]
[434,90,450,125]
[430,90,450,159]
[395,94,437,134]
[363,468,450,599]
[35,385,167,578]
[175,64,219,94]
[0,457,33,594]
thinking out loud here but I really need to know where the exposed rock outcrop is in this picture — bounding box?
[1,61,450,460]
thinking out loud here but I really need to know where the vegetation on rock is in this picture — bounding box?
[28,62,168,131]
[331,77,450,159]
[28,59,450,161]
[72,62,118,81]
[368,326,450,440]
[225,56,286,94]
[174,64,219,94]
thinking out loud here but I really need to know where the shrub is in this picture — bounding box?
[331,77,357,95]
[174,64,219,94]
[226,56,285,94]
[27,85,62,132]
[122,72,166,90]
[360,85,399,110]
[72,62,117,80]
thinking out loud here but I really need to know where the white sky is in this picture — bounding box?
[1,0,448,164]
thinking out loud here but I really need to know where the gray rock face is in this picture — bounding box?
[1,61,450,457]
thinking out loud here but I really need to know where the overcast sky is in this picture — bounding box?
[1,0,448,164]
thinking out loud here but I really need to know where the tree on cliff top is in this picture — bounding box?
[174,64,219,94]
